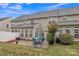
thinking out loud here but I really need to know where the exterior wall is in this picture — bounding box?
[0,18,12,31]
[11,14,79,40]
[10,7,79,40]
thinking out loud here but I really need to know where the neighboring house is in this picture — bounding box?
[1,7,79,40]
[0,17,12,31]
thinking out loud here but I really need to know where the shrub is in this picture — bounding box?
[47,21,58,45]
[59,34,74,45]
[47,33,54,44]
[56,38,60,43]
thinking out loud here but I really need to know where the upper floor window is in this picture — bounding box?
[15,30,17,32]
[49,17,53,24]
[49,20,57,24]
[31,20,34,25]
[12,30,14,32]
[62,16,67,21]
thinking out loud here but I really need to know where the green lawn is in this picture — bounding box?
[0,42,79,56]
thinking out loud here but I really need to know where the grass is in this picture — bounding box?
[0,42,79,56]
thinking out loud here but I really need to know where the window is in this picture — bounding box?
[74,29,79,38]
[15,30,17,32]
[6,24,9,28]
[49,20,51,24]
[62,17,67,21]
[17,29,19,32]
[29,30,32,37]
[74,29,79,33]
[49,18,53,24]
[31,20,34,24]
[21,33,23,37]
[59,28,63,34]
[21,30,24,37]
[34,29,40,38]
[12,30,14,32]
[66,29,70,34]
[62,18,66,20]
[25,30,28,37]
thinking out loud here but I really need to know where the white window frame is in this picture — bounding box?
[58,28,63,34]
[74,28,79,38]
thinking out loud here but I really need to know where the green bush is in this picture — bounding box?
[47,33,54,44]
[56,38,60,43]
[59,34,74,45]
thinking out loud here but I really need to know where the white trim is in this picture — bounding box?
[74,28,79,38]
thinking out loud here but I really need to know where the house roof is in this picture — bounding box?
[0,17,11,21]
[11,23,38,29]
[58,20,79,26]
[13,6,79,22]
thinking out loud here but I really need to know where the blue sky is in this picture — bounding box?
[0,3,79,18]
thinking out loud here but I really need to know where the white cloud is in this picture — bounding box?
[46,3,69,10]
[0,3,30,18]
[0,3,9,8]
[26,3,32,5]
[0,3,69,18]
[6,9,30,14]
[0,9,30,18]
[0,10,23,18]
[3,4,29,14]
[9,4,22,10]
[7,4,31,14]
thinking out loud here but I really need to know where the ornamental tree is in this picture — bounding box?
[47,21,58,45]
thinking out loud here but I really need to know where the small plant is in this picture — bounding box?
[59,34,74,45]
